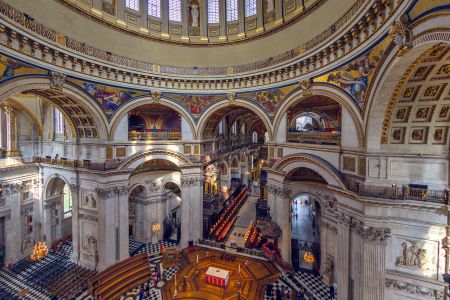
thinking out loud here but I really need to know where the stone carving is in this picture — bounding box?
[80,213,98,223]
[21,237,33,255]
[81,235,97,256]
[96,186,129,199]
[361,226,391,242]
[148,179,162,193]
[151,90,162,103]
[385,278,444,299]
[227,93,237,105]
[388,14,412,56]
[49,71,66,90]
[83,193,97,208]
[395,240,428,270]
[190,4,199,28]
[298,79,313,96]
[322,257,334,286]
[181,177,204,187]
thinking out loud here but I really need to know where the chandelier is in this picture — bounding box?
[303,251,314,264]
[31,242,48,261]
[152,223,161,232]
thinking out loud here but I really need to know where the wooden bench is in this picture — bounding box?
[88,253,152,299]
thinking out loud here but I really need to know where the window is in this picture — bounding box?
[148,0,160,17]
[63,185,72,217]
[226,0,238,21]
[125,0,139,11]
[169,0,181,21]
[245,0,257,17]
[54,108,64,134]
[252,131,258,143]
[296,116,314,131]
[208,0,220,23]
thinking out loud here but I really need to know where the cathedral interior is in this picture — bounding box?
[0,0,450,299]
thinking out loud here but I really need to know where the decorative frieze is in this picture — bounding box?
[385,278,444,299]
[95,186,129,199]
[181,177,204,187]
[80,213,98,223]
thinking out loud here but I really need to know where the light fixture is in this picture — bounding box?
[304,251,314,264]
[152,223,161,232]
[31,242,48,261]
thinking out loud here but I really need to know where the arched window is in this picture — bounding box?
[252,131,258,143]
[148,0,160,17]
[218,119,224,135]
[226,0,238,21]
[54,108,64,134]
[264,131,269,142]
[295,116,314,131]
[169,0,181,21]
[208,0,220,23]
[125,0,139,11]
[231,121,237,135]
[245,0,257,17]
[63,184,72,217]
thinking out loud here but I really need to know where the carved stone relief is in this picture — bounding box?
[385,278,444,299]
[81,235,97,256]
[395,240,429,270]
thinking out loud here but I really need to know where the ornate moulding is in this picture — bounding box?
[0,0,410,93]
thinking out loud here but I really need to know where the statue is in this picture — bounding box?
[389,14,412,56]
[191,4,199,28]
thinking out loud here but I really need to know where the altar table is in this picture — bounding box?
[205,267,229,287]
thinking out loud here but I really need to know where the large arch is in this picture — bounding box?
[271,153,346,189]
[196,98,274,141]
[108,96,196,142]
[0,76,109,140]
[365,18,450,150]
[117,149,193,171]
[273,84,364,148]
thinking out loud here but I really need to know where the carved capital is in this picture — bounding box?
[4,183,21,195]
[227,93,236,105]
[361,226,391,243]
[181,176,204,187]
[389,14,412,56]
[49,71,66,90]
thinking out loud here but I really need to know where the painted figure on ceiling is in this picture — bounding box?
[0,57,23,81]
[82,82,135,111]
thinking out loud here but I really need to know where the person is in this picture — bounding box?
[330,284,335,299]
[139,288,145,299]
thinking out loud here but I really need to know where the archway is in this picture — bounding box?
[162,182,182,243]
[44,176,72,246]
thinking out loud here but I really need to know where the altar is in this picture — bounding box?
[205,267,230,287]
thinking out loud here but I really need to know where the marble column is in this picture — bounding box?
[117,0,126,19]
[320,220,328,276]
[360,226,390,300]
[256,0,264,30]
[4,183,21,264]
[160,0,169,34]
[70,183,80,263]
[181,0,189,37]
[118,186,129,261]
[180,172,203,248]
[96,187,117,270]
[238,0,245,34]
[200,0,208,38]
[219,0,226,36]
[335,213,351,300]
[274,0,283,23]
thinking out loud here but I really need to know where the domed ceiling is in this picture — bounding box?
[5,0,359,68]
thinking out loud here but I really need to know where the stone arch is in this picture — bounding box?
[365,21,450,150]
[196,98,274,141]
[0,77,109,140]
[7,99,43,137]
[109,96,196,142]
[273,84,364,148]
[272,154,345,189]
[129,184,148,196]
[44,174,71,197]
[117,149,193,171]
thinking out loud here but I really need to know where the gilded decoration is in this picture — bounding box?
[0,54,46,82]
[388,14,412,56]
[381,44,449,145]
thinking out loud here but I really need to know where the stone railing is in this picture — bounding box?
[287,131,341,145]
[128,131,181,141]
[345,177,449,204]
[33,156,122,171]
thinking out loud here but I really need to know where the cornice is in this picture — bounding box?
[0,0,410,92]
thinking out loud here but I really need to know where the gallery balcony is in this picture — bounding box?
[128,131,182,141]
[287,131,341,145]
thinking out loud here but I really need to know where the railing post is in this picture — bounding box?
[392,184,397,200]
[402,185,408,200]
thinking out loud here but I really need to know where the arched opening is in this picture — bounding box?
[290,194,321,272]
[127,104,182,141]
[162,182,182,243]
[287,95,341,145]
[200,105,268,153]
[44,177,72,246]
[128,159,182,245]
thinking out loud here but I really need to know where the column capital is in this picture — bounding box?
[3,183,21,195]
[181,176,204,187]
[96,186,129,199]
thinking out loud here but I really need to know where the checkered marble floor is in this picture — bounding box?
[136,241,177,256]
[285,271,335,300]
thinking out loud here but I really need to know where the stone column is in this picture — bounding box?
[238,0,245,34]
[335,212,351,300]
[219,0,226,36]
[96,187,118,270]
[117,0,126,19]
[320,220,328,276]
[274,0,283,23]
[160,0,169,34]
[256,0,264,30]
[4,183,21,265]
[360,226,390,300]
[118,186,129,261]
[70,183,80,263]
[200,0,208,38]
[181,0,189,36]
[140,0,148,27]
[180,172,203,248]
[4,104,12,152]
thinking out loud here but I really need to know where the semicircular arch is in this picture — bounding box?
[109,96,196,142]
[196,98,274,141]
[273,84,364,148]
[117,149,193,171]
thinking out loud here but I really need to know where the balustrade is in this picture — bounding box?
[287,131,341,145]
[128,131,181,141]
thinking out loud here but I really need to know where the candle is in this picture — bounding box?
[196,254,199,263]
[238,264,240,274]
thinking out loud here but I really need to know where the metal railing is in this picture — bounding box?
[287,131,341,145]
[345,177,449,204]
